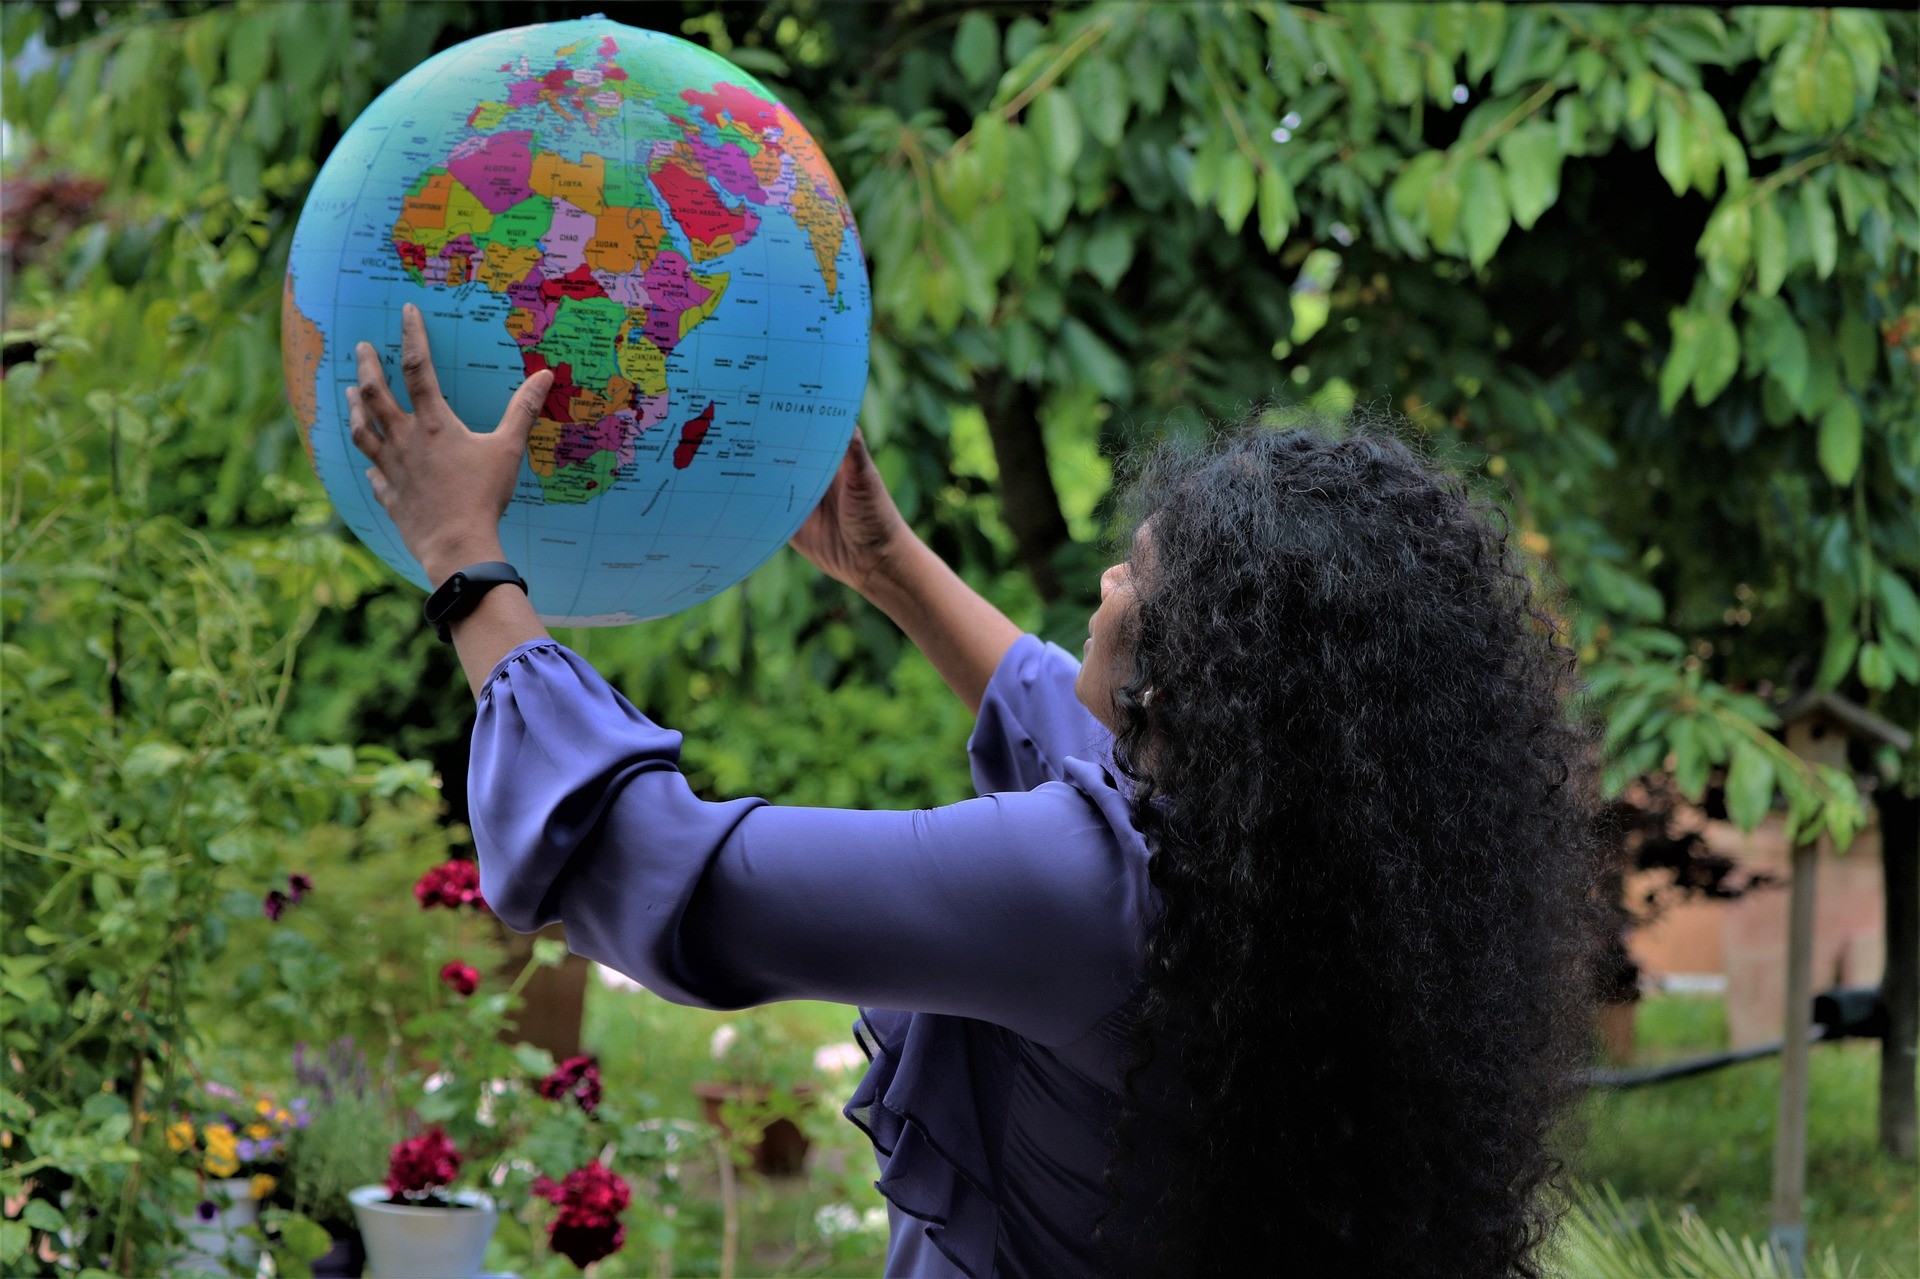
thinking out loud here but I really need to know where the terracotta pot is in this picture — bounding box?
[494,919,590,1059]
[1597,999,1638,1065]
[693,1081,817,1177]
[348,1185,496,1279]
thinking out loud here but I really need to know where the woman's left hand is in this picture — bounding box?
[348,303,554,583]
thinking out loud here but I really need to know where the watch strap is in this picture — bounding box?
[424,561,528,642]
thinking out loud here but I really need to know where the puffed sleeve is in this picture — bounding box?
[967,633,1113,796]
[467,640,1150,1047]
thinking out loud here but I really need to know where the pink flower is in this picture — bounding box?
[440,961,480,998]
[536,1055,602,1116]
[413,860,487,912]
[532,1160,630,1268]
[262,890,290,922]
[288,873,314,902]
[385,1127,461,1199]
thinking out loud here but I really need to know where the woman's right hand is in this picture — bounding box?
[789,428,916,596]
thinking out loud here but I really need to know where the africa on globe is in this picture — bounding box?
[282,15,870,624]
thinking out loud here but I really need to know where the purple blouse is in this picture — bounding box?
[469,634,1158,1277]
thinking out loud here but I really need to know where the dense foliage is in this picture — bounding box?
[3,2,1915,1273]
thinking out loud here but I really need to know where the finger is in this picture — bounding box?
[497,368,555,447]
[346,388,384,464]
[354,340,409,433]
[366,465,392,511]
[398,303,446,413]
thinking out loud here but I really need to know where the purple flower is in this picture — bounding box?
[237,1137,268,1162]
[288,873,314,902]
[262,889,289,922]
[204,1082,239,1100]
[196,1201,217,1222]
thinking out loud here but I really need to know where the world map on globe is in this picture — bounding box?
[283,16,869,624]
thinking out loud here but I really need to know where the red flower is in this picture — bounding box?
[385,1126,461,1199]
[536,1055,602,1116]
[532,1160,630,1268]
[288,872,314,902]
[262,890,290,922]
[413,860,487,912]
[439,960,480,998]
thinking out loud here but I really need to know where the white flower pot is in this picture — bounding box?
[173,1177,260,1275]
[349,1185,497,1279]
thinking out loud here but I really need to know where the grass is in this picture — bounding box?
[581,982,1915,1276]
[1572,993,1918,1277]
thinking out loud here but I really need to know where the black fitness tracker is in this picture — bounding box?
[423,562,528,642]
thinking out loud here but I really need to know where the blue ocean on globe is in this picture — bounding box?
[283,16,869,624]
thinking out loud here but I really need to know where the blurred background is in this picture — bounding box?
[2,3,1914,1276]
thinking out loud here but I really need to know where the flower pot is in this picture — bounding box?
[693,1081,817,1177]
[311,1222,367,1277]
[173,1177,261,1275]
[349,1185,496,1279]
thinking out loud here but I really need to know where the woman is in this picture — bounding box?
[350,308,1600,1277]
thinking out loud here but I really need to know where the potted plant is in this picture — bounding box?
[166,1081,303,1274]
[349,1127,498,1279]
[284,1038,396,1277]
[694,1011,826,1177]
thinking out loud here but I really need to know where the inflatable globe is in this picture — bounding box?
[282,16,869,624]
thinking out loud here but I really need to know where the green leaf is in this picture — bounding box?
[0,1221,26,1267]
[1858,643,1894,691]
[1875,569,1920,645]
[1660,309,1701,414]
[20,1200,63,1233]
[1388,151,1444,221]
[1690,312,1739,406]
[1256,166,1296,252]
[1801,182,1837,279]
[1654,93,1689,196]
[1815,627,1861,690]
[952,12,1000,88]
[1814,44,1857,132]
[1071,57,1128,149]
[1027,91,1081,172]
[1836,310,1877,388]
[1081,222,1134,290]
[1497,122,1563,230]
[1752,197,1788,297]
[1459,158,1510,268]
[1725,743,1776,830]
[1426,166,1463,249]
[1817,398,1862,485]
[1697,200,1750,292]
[1215,153,1257,235]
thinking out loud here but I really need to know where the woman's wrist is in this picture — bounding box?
[859,532,938,619]
[422,533,509,587]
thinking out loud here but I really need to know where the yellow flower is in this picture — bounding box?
[250,1174,277,1201]
[273,1109,291,1126]
[205,1151,239,1178]
[165,1121,195,1153]
[245,1122,272,1140]
[202,1123,236,1153]
[254,1098,274,1116]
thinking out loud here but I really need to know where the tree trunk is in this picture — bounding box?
[1881,785,1918,1161]
[976,370,1069,602]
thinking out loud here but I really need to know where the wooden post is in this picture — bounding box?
[1768,832,1820,1276]
[1769,711,1852,1275]
[1881,786,1918,1160]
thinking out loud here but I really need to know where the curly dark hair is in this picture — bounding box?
[1092,415,1603,1276]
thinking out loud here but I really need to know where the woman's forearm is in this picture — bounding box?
[862,537,1022,715]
